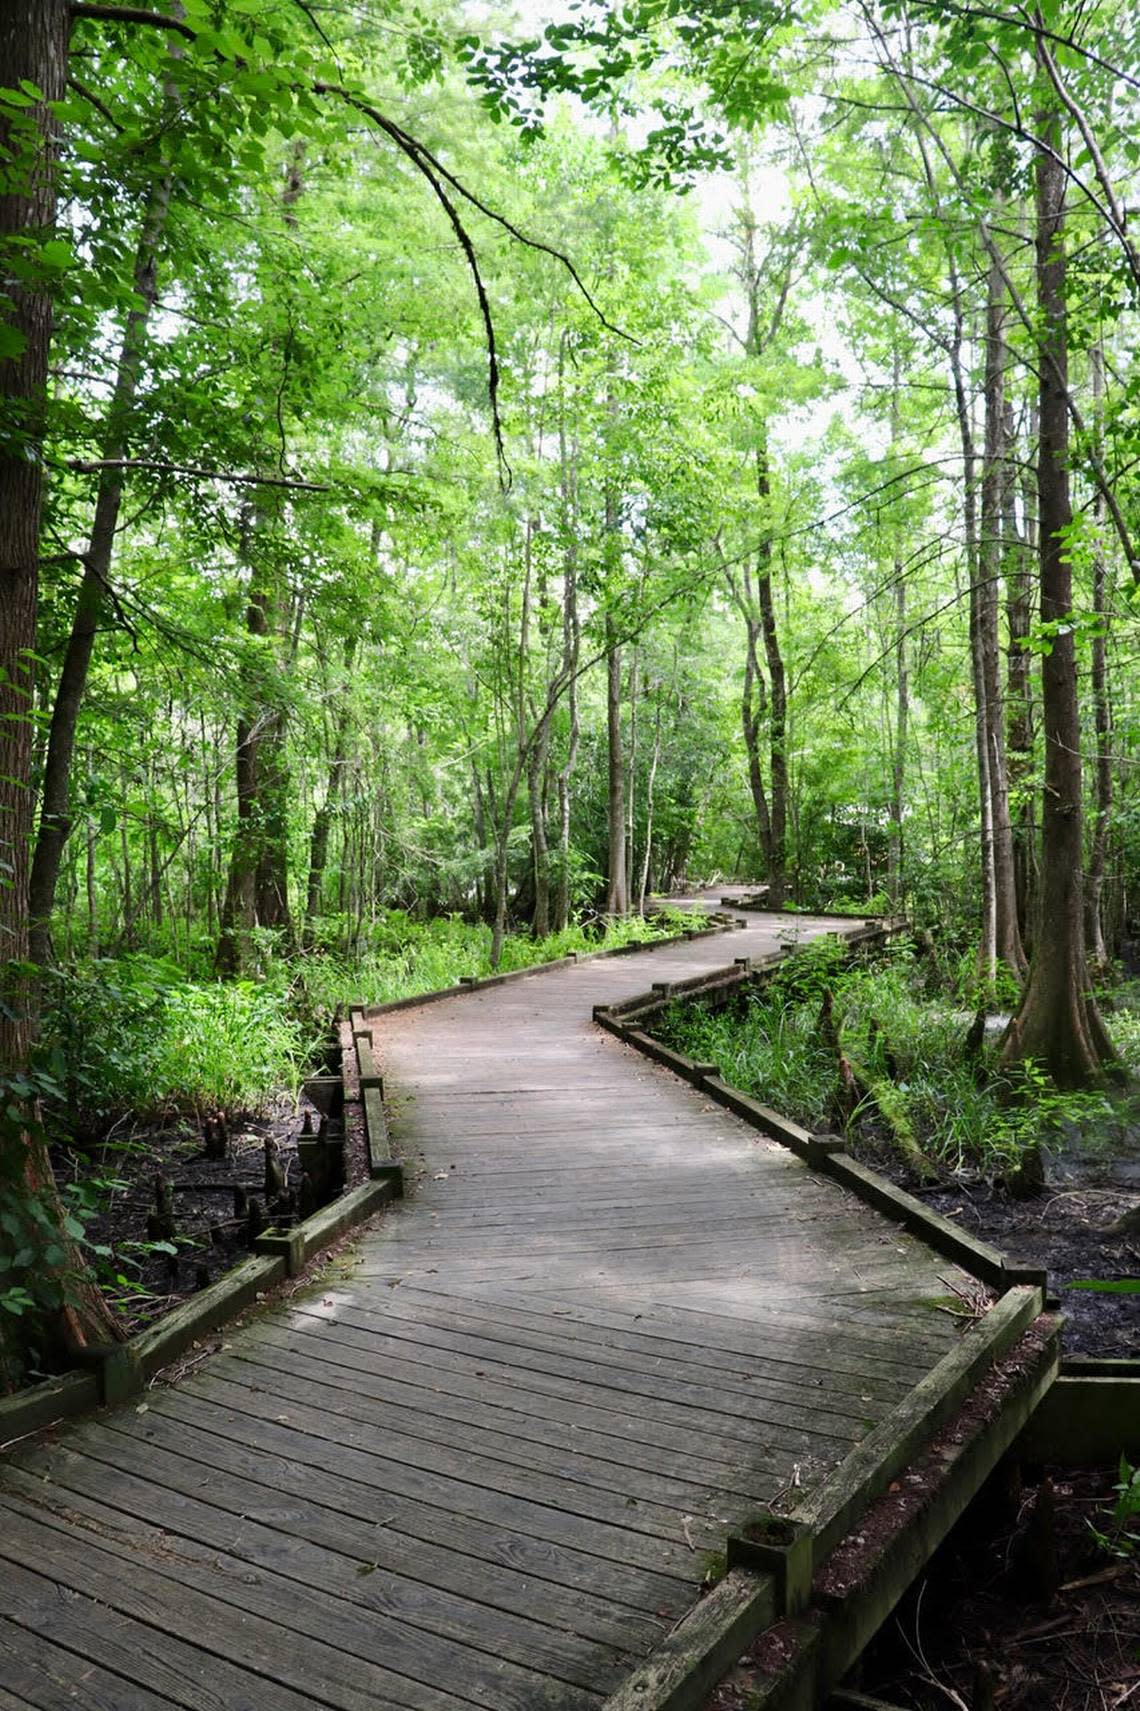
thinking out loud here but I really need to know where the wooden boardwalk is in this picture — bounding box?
[0,907,977,1710]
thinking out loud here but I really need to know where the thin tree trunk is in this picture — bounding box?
[638,680,665,913]
[887,351,908,907]
[738,582,773,870]
[980,241,1028,983]
[553,379,580,933]
[605,608,628,917]
[755,443,787,910]
[27,34,178,969]
[528,716,551,939]
[304,635,356,937]
[1086,343,1112,973]
[603,436,628,917]
[1005,401,1036,941]
[950,297,997,990]
[0,0,123,1388]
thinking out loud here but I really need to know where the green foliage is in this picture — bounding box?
[36,957,318,1124]
[655,944,1122,1178]
[299,912,679,1013]
[1088,1458,1140,1559]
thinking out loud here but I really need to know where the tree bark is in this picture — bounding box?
[1004,400,1036,941]
[1000,102,1118,1086]
[26,26,178,970]
[887,350,908,907]
[1085,343,1112,974]
[0,0,123,1388]
[980,241,1028,984]
[304,635,356,937]
[755,452,787,910]
[605,614,628,917]
[528,715,551,939]
[949,281,997,989]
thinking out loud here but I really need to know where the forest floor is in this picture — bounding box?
[706,1462,1140,1711]
[66,1092,325,1332]
[919,1177,1140,1358]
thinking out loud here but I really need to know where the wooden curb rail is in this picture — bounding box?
[0,913,742,1447]
[603,1293,1055,1711]
[592,933,1046,1300]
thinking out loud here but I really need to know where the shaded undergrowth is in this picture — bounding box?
[653,936,1139,1181]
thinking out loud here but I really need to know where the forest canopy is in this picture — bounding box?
[1,0,1138,1376]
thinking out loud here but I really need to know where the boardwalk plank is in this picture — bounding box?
[0,1615,176,1711]
[0,1470,610,1708]
[0,905,973,1710]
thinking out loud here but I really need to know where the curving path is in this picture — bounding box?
[0,906,974,1711]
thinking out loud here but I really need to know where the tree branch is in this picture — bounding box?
[315,84,636,347]
[66,458,328,490]
[70,3,197,40]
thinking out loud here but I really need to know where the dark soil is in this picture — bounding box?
[840,1462,1140,1711]
[705,1458,1139,1711]
[56,1087,339,1335]
[918,1180,1140,1359]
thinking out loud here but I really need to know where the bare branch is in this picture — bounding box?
[315,83,636,346]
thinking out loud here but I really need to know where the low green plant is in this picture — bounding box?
[653,942,1125,1180]
[1087,1457,1140,1559]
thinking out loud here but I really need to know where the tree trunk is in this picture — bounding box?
[1000,104,1118,1087]
[980,242,1028,984]
[888,351,908,907]
[1004,400,1036,942]
[1085,344,1112,974]
[605,610,628,917]
[755,450,787,910]
[950,293,997,990]
[638,679,665,913]
[0,0,123,1389]
[27,54,177,969]
[304,635,356,937]
[553,345,581,933]
[739,591,772,871]
[528,716,551,939]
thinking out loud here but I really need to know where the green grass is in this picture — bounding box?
[37,910,693,1128]
[297,909,682,1014]
[654,938,1131,1180]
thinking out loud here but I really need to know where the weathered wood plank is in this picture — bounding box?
[90,1410,690,1620]
[0,1613,176,1711]
[0,906,989,1711]
[26,1432,661,1654]
[0,1492,525,1711]
[0,1552,320,1711]
[0,1469,611,1707]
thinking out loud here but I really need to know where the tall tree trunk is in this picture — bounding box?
[950,293,997,988]
[625,646,639,907]
[1085,344,1112,974]
[887,351,908,907]
[553,375,580,933]
[304,635,356,938]
[980,242,1028,984]
[26,31,178,969]
[1001,101,1117,1086]
[737,583,773,873]
[605,617,628,917]
[638,679,665,913]
[528,716,551,939]
[1004,401,1036,941]
[755,443,787,910]
[0,0,123,1388]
